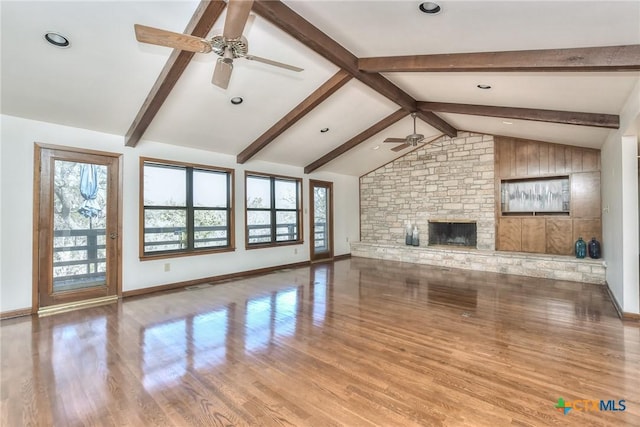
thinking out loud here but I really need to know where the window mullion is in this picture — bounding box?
[186,167,194,250]
[270,177,277,244]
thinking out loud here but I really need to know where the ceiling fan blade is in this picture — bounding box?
[384,138,408,143]
[212,59,233,89]
[134,24,211,53]
[224,0,254,40]
[391,144,411,152]
[244,55,303,72]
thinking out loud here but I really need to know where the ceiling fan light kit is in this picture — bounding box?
[133,0,303,89]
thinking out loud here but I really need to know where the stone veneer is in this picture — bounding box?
[357,131,606,285]
[360,132,495,249]
[350,242,606,284]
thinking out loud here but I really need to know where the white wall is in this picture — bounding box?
[0,115,360,312]
[601,78,640,314]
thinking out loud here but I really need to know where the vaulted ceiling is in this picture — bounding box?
[2,1,639,176]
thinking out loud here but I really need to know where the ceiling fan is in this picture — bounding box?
[134,0,303,89]
[383,113,425,152]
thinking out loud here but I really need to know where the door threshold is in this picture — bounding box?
[38,295,118,317]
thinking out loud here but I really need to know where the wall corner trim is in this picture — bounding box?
[605,280,624,319]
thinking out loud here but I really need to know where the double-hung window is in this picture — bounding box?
[246,173,302,247]
[141,158,234,258]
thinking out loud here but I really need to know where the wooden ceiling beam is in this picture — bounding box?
[251,0,457,137]
[237,70,352,163]
[359,45,640,73]
[125,1,226,147]
[417,102,620,129]
[304,109,409,174]
[415,111,458,137]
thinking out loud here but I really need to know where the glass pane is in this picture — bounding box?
[53,160,107,292]
[276,211,297,241]
[144,209,187,252]
[314,187,329,252]
[194,209,228,248]
[193,170,228,208]
[144,163,186,207]
[246,176,271,208]
[275,179,297,209]
[247,210,272,244]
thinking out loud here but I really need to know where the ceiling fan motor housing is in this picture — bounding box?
[211,35,249,58]
[407,134,425,145]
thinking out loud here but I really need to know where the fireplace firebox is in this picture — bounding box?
[428,221,477,248]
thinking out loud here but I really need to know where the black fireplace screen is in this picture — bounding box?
[428,222,477,247]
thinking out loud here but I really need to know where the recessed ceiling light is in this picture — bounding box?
[230,97,243,105]
[320,128,329,133]
[373,145,380,150]
[419,2,442,14]
[477,84,492,90]
[44,32,70,48]
[502,121,513,125]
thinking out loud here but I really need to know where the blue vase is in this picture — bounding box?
[575,237,586,259]
[588,237,601,259]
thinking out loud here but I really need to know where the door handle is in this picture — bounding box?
[109,232,118,239]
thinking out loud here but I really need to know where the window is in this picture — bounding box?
[141,158,234,258]
[246,172,302,247]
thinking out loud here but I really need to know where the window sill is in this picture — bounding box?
[140,246,235,261]
[245,241,304,250]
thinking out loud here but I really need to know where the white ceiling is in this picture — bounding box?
[2,1,639,176]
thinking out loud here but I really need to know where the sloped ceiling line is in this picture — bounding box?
[250,0,457,138]
[417,102,620,129]
[358,45,640,73]
[304,109,410,174]
[125,0,227,148]
[236,69,353,164]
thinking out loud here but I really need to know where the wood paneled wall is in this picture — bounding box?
[495,137,601,255]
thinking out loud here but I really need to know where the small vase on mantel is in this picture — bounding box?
[575,237,587,259]
[588,237,601,259]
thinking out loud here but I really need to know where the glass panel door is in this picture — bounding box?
[53,161,108,292]
[36,145,120,308]
[310,180,333,261]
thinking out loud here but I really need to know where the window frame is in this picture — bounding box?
[245,171,303,249]
[140,157,235,260]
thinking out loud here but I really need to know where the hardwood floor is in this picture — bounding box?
[2,257,639,426]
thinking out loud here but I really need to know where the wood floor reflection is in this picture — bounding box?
[2,258,639,426]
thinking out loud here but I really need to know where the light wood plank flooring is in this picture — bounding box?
[2,257,639,426]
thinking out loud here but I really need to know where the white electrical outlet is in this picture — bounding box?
[164,263,170,272]
[346,236,349,242]
[294,248,298,254]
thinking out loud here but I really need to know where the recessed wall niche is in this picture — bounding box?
[494,136,601,255]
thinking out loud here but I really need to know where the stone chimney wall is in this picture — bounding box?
[360,132,495,250]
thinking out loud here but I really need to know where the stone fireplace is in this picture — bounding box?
[428,221,477,248]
